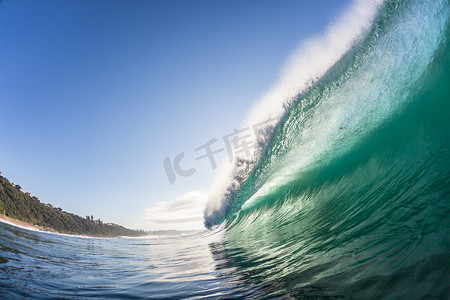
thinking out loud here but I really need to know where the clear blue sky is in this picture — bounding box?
[0,0,350,230]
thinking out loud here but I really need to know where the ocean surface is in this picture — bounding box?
[1,0,450,298]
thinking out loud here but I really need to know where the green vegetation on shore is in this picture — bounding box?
[0,176,147,237]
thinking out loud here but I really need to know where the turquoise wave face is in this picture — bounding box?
[205,0,450,226]
[205,0,450,297]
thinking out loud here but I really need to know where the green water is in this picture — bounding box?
[208,0,450,298]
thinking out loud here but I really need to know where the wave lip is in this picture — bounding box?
[204,0,384,228]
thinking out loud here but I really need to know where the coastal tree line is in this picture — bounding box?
[0,176,147,237]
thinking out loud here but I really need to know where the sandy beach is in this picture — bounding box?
[0,214,58,234]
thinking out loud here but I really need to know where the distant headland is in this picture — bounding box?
[0,172,148,237]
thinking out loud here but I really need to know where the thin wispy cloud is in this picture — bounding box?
[141,191,208,230]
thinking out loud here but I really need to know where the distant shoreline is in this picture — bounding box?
[0,214,202,239]
[0,214,130,239]
[0,214,58,234]
[0,175,149,238]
